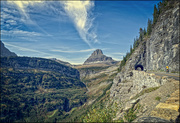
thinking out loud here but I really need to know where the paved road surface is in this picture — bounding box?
[147,71,179,81]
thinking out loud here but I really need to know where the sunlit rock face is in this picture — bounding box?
[145,4,179,72]
[84,49,117,65]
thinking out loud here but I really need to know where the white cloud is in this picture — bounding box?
[51,48,96,53]
[112,52,126,55]
[61,1,98,47]
[7,0,43,13]
[3,42,69,61]
[5,20,17,25]
[4,42,44,53]
[5,0,98,47]
[1,29,42,37]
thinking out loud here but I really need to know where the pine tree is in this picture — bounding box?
[130,45,133,55]
[147,19,152,36]
[139,28,143,41]
[143,28,146,36]
[153,5,158,24]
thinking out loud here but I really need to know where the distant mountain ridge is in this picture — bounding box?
[84,49,117,65]
[0,41,17,57]
[50,58,72,67]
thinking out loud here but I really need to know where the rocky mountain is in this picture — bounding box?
[84,49,117,65]
[0,41,17,57]
[110,0,179,122]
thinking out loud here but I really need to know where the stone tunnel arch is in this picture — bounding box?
[135,64,144,71]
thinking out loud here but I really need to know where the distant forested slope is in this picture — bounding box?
[0,57,87,122]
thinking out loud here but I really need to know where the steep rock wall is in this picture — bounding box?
[146,3,179,72]
[120,2,179,74]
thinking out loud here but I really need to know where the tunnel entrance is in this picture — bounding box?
[135,64,144,71]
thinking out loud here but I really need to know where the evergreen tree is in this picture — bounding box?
[130,45,133,55]
[139,28,143,41]
[153,5,158,24]
[157,2,162,14]
[143,28,146,36]
[147,19,152,36]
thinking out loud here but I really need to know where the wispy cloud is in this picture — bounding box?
[51,48,96,53]
[5,0,98,47]
[4,42,45,53]
[3,42,69,61]
[1,29,43,42]
[1,29,42,37]
[6,1,53,37]
[61,1,98,47]
[112,52,126,56]
[7,0,43,13]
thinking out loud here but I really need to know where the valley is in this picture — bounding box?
[0,0,179,122]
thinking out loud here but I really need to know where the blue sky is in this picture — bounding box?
[1,0,160,64]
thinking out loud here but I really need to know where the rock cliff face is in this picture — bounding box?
[120,1,179,73]
[145,3,179,72]
[84,49,116,65]
[110,1,179,121]
[0,41,17,57]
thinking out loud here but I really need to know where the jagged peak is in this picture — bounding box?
[84,49,116,65]
[91,49,103,57]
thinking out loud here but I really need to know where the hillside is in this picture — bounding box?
[0,57,87,122]
[0,0,179,122]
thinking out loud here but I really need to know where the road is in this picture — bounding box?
[147,71,179,81]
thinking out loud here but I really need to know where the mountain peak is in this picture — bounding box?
[84,49,116,65]
[91,49,103,57]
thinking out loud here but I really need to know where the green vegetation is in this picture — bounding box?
[0,57,87,122]
[155,96,161,101]
[124,104,141,122]
[82,103,117,122]
[132,87,160,100]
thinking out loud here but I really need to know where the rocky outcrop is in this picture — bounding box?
[84,49,117,65]
[110,70,179,121]
[120,1,179,73]
[110,70,169,102]
[0,41,17,57]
